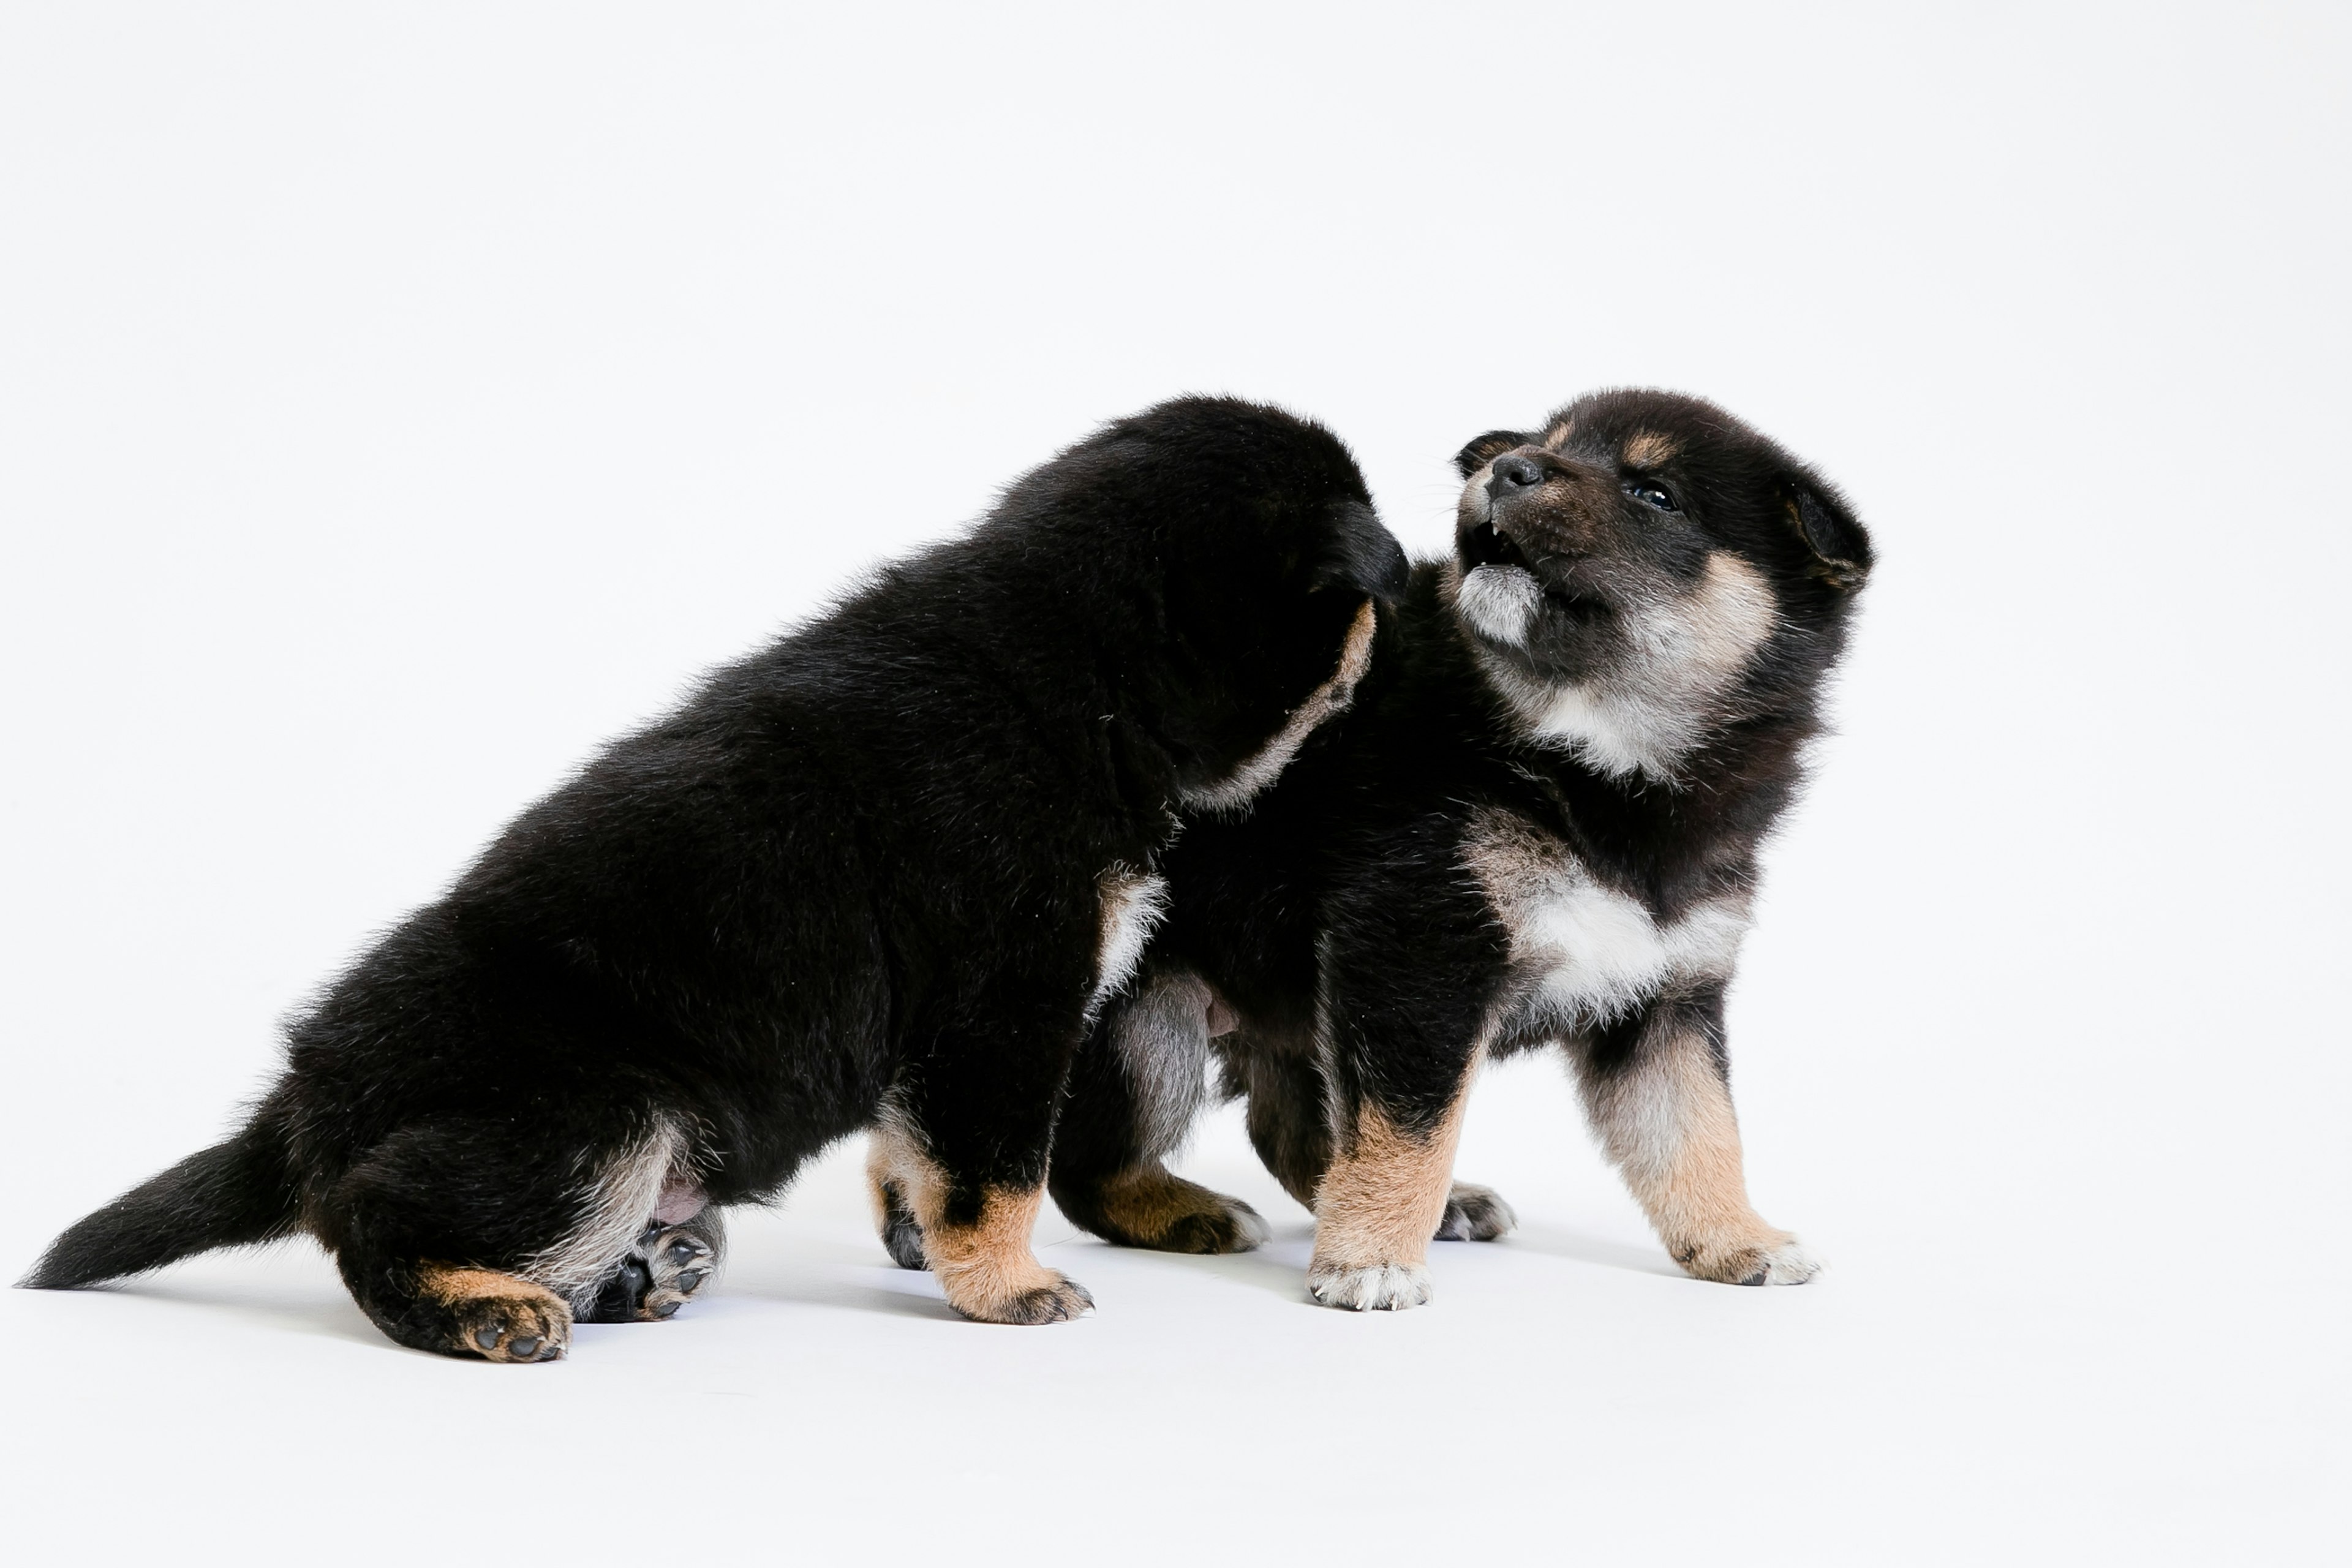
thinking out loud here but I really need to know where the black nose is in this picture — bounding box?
[1490,456,1546,491]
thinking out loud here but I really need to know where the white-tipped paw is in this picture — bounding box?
[1306,1261,1433,1311]
[1433,1182,1517,1242]
[1746,1243,1823,1286]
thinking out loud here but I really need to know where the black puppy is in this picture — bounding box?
[23,397,1406,1357]
[1048,390,1870,1308]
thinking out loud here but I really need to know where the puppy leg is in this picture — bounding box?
[870,984,1104,1323]
[1226,1034,1335,1212]
[323,1112,688,1360]
[1570,989,1820,1286]
[1227,1042,1512,1244]
[1049,967,1267,1255]
[869,1114,1091,1323]
[1306,1082,1476,1311]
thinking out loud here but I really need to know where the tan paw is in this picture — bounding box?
[421,1267,572,1362]
[1077,1167,1271,1254]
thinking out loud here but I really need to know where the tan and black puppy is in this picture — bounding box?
[1047,389,1871,1308]
[24,397,1408,1357]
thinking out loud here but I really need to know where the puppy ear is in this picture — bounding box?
[1453,430,1535,478]
[1784,479,1872,591]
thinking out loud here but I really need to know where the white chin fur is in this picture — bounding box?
[1457,564,1541,645]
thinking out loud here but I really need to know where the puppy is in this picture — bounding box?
[22,396,1408,1357]
[1048,389,1871,1308]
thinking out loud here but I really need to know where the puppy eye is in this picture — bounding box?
[1624,481,1679,512]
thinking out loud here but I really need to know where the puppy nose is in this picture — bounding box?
[1490,456,1546,491]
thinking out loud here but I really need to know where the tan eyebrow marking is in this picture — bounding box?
[1623,431,1679,467]
[1543,421,1576,450]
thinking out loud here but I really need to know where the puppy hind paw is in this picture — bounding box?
[878,1180,929,1272]
[1433,1182,1516,1243]
[1156,1194,1272,1256]
[1306,1261,1433,1312]
[639,1227,717,1319]
[579,1223,720,1322]
[421,1270,571,1363]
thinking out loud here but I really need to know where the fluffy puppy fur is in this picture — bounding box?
[22,396,1407,1357]
[1050,389,1871,1308]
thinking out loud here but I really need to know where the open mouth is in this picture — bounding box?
[1461,519,1534,576]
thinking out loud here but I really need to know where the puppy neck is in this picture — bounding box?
[1446,553,1778,786]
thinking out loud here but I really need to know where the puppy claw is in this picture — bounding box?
[956,1273,1094,1325]
[1306,1262,1432,1312]
[1433,1182,1516,1242]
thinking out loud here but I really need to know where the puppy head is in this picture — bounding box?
[1448,390,1870,777]
[1071,396,1404,812]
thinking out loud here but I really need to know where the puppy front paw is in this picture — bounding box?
[1433,1182,1516,1242]
[951,1271,1095,1325]
[1306,1261,1433,1311]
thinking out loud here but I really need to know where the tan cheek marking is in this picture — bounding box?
[866,1120,1064,1319]
[1683,551,1781,677]
[1309,1084,1475,1275]
[1623,431,1679,468]
[1581,1026,1791,1282]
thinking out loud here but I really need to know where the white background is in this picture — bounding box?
[2,4,2344,1562]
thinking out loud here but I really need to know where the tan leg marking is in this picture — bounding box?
[1306,1079,1476,1311]
[1581,1024,1820,1285]
[415,1264,573,1362]
[1084,1164,1269,1254]
[866,1120,1092,1324]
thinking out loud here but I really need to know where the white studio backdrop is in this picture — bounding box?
[1,4,2343,1564]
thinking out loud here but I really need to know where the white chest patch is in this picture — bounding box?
[1464,810,1749,1028]
[1090,869,1169,1012]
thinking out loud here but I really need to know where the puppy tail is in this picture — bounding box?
[17,1121,301,1289]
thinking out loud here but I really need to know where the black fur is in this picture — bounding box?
[1054,390,1870,1300]
[23,396,1406,1352]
